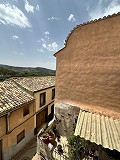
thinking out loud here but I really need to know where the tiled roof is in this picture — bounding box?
[12,76,55,92]
[54,12,120,56]
[75,110,120,152]
[0,80,34,116]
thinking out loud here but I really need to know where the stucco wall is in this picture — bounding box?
[48,102,54,115]
[9,102,34,131]
[3,116,34,160]
[34,87,55,113]
[55,15,120,119]
[0,116,6,138]
[0,102,35,160]
[55,102,80,137]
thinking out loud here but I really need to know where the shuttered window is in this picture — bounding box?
[23,106,29,116]
[40,92,46,107]
[17,130,25,144]
[52,88,55,100]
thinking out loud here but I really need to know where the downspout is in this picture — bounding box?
[6,112,11,133]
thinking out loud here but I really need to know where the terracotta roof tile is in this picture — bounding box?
[13,76,55,92]
[0,80,34,116]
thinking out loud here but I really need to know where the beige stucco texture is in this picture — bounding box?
[55,15,120,119]
[0,102,35,154]
[0,116,6,138]
[34,87,55,113]
[9,102,34,131]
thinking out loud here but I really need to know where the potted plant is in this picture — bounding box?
[48,129,55,145]
[42,133,49,144]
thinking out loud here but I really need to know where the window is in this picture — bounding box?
[17,130,25,144]
[52,88,55,100]
[23,105,29,117]
[40,92,46,107]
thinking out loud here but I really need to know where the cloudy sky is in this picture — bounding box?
[0,0,120,69]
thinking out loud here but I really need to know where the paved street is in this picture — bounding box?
[10,136,37,160]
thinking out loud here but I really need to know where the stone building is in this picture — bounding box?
[0,80,35,160]
[13,76,55,133]
[54,12,120,155]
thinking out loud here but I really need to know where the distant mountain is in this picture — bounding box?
[0,64,55,81]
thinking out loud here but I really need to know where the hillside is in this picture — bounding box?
[0,64,55,81]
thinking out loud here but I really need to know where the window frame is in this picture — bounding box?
[17,130,25,144]
[52,88,55,100]
[23,105,29,117]
[40,92,46,107]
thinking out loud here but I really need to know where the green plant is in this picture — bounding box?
[42,133,49,138]
[67,134,91,160]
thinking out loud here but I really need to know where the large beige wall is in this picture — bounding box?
[34,87,55,113]
[9,102,34,131]
[55,15,120,118]
[3,116,34,151]
[0,116,6,138]
[3,116,34,160]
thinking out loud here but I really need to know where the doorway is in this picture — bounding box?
[36,107,48,130]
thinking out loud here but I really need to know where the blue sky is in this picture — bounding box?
[0,0,120,69]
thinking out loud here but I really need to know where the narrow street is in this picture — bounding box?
[10,136,37,160]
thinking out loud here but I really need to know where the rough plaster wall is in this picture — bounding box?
[3,129,34,160]
[34,87,55,113]
[0,116,6,137]
[3,116,34,160]
[55,102,80,137]
[37,138,53,160]
[55,15,120,119]
[9,102,34,131]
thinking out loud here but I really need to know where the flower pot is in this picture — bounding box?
[42,133,49,144]
[43,136,49,144]
[49,134,55,145]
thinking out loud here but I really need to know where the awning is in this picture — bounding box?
[74,110,120,152]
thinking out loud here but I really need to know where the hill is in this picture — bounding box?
[0,64,55,81]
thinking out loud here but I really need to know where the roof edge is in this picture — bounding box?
[54,12,120,57]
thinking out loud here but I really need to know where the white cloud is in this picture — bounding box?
[43,31,50,41]
[12,35,19,39]
[36,48,45,53]
[37,38,46,43]
[0,3,31,28]
[48,17,59,21]
[44,31,49,35]
[89,0,120,20]
[67,14,76,22]
[41,38,46,42]
[42,42,58,52]
[36,5,40,11]
[25,0,34,13]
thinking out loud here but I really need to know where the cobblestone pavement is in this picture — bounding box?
[10,136,37,160]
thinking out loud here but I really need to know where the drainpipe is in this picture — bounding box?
[6,112,11,133]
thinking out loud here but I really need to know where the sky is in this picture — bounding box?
[0,0,120,70]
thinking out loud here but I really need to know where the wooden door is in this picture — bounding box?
[0,140,2,160]
[36,109,46,129]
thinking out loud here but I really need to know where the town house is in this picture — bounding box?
[0,80,35,160]
[54,13,120,158]
[13,76,55,133]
